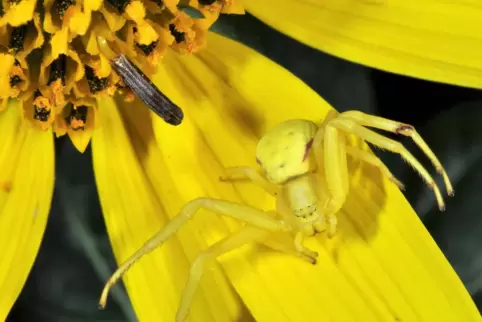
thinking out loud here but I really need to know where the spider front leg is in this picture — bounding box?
[313,125,349,237]
[329,116,450,210]
[98,198,290,311]
[340,110,454,195]
[220,166,281,197]
[262,232,319,264]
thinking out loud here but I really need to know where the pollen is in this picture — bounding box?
[64,104,88,131]
[85,65,110,94]
[0,0,242,149]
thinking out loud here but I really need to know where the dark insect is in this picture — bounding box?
[111,54,184,126]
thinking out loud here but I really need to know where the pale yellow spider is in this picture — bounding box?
[98,110,454,321]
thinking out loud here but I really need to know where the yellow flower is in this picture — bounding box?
[245,0,482,89]
[0,1,480,322]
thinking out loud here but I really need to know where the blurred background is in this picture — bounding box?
[7,12,482,322]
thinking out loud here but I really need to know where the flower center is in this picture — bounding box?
[0,0,241,135]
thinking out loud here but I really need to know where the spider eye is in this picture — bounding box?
[256,158,262,166]
[302,139,314,161]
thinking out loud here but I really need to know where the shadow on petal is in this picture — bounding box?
[385,101,482,313]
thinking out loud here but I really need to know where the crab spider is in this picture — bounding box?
[98,110,453,321]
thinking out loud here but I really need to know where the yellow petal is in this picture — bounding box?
[245,0,482,89]
[92,97,246,321]
[0,100,55,320]
[145,32,479,321]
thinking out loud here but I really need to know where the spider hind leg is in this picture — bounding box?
[98,198,289,311]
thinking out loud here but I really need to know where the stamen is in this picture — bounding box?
[152,0,163,7]
[199,0,216,5]
[85,65,109,93]
[0,0,242,140]
[33,91,52,122]
[105,0,131,13]
[10,75,22,87]
[112,55,183,125]
[48,55,67,86]
[52,0,76,19]
[65,104,88,131]
[136,40,158,55]
[9,23,29,54]
[169,24,185,43]
[34,106,51,122]
[9,62,25,92]
[133,27,159,55]
[44,32,52,43]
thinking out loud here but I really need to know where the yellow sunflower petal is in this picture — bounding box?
[92,96,246,321]
[144,32,480,321]
[245,0,482,89]
[0,100,55,320]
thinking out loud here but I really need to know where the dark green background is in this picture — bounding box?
[8,12,482,321]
